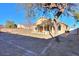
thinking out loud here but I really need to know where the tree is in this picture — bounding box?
[42,3,79,24]
[5,20,17,28]
[20,3,79,30]
[19,3,79,41]
[42,3,79,42]
[74,12,79,22]
[20,4,42,30]
[73,12,79,35]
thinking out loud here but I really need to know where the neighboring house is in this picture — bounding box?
[0,25,4,29]
[33,17,69,36]
[17,24,34,32]
[17,24,26,29]
[0,25,4,32]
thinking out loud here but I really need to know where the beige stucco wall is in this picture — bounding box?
[51,23,68,36]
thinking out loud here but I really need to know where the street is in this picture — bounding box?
[0,30,79,56]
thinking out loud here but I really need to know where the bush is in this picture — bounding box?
[5,20,17,28]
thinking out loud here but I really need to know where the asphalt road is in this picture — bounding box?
[0,31,79,56]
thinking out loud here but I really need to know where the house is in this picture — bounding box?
[33,17,49,32]
[0,25,4,29]
[33,17,69,36]
[17,24,26,29]
[0,25,4,32]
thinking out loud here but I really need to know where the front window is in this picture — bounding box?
[58,25,61,31]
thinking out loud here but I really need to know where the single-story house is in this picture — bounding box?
[33,17,70,36]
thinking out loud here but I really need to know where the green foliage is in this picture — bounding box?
[74,12,79,22]
[5,20,17,28]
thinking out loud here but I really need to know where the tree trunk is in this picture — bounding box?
[43,24,45,33]
[52,10,64,42]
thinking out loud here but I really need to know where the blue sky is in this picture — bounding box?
[0,3,25,25]
[0,3,79,29]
